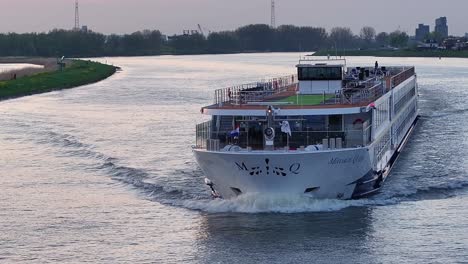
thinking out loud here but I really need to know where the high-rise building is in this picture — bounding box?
[415,24,430,41]
[435,17,448,38]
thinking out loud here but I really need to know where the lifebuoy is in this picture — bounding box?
[353,118,364,125]
[264,127,275,140]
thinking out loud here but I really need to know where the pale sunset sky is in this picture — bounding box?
[0,0,467,35]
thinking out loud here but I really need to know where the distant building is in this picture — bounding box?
[442,37,468,50]
[81,25,88,32]
[182,30,199,36]
[417,42,440,50]
[415,24,430,41]
[465,33,468,39]
[435,17,448,38]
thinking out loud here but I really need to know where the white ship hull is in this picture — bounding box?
[194,147,373,199]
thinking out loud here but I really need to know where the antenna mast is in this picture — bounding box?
[270,0,276,28]
[74,0,80,30]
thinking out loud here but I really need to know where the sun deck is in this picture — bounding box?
[202,65,415,114]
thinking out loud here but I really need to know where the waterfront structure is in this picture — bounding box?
[415,24,430,41]
[194,58,418,200]
[443,37,468,50]
[435,17,449,38]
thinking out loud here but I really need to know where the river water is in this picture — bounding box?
[0,53,467,263]
[0,64,42,72]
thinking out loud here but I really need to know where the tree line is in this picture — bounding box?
[0,25,409,57]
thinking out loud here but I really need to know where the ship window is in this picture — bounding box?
[304,116,326,130]
[298,66,342,81]
[328,115,343,131]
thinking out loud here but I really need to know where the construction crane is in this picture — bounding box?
[197,24,204,36]
[197,24,212,37]
[181,24,211,36]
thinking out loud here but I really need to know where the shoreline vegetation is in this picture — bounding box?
[0,58,117,101]
[312,49,468,58]
[0,25,406,57]
[1,24,467,58]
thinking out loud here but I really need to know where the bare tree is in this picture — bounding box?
[389,30,409,48]
[376,32,389,46]
[329,27,356,48]
[360,26,376,43]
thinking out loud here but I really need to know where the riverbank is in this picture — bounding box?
[0,57,59,81]
[312,49,468,58]
[0,59,117,101]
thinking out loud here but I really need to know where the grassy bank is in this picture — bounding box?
[313,49,468,58]
[0,60,117,101]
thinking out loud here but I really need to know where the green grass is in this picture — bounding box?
[0,60,117,100]
[277,94,334,105]
[313,49,468,58]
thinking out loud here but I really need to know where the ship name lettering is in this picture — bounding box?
[329,157,352,165]
[352,155,364,164]
[289,163,300,174]
[234,160,301,176]
[235,162,248,171]
[329,155,364,165]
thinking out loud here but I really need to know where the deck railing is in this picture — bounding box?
[195,122,373,151]
[391,67,415,88]
[211,67,414,107]
[195,120,211,149]
[320,82,384,106]
[214,74,298,105]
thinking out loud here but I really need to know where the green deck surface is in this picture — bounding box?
[276,94,335,105]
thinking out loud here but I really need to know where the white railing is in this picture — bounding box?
[195,122,373,151]
[212,67,414,107]
[214,74,298,105]
[391,67,415,88]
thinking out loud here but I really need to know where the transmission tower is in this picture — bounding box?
[270,0,276,28]
[74,0,80,30]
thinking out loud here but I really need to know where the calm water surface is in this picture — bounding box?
[0,63,42,72]
[0,53,467,263]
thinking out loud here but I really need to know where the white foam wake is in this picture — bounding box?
[183,193,393,213]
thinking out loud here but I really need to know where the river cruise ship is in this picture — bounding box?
[193,58,418,199]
